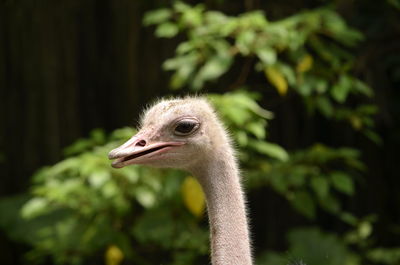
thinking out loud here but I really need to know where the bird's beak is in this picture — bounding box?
[108,133,185,168]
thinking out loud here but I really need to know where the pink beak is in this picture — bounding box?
[108,133,184,168]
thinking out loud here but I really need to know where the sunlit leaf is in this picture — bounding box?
[181,6,204,26]
[236,30,256,55]
[155,22,179,38]
[181,176,205,217]
[358,221,373,239]
[88,170,110,188]
[256,47,277,65]
[143,9,172,26]
[174,1,192,12]
[21,198,48,219]
[192,55,232,89]
[135,186,157,208]
[235,131,248,146]
[176,42,194,54]
[249,140,289,161]
[246,122,266,139]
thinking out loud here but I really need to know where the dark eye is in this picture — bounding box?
[174,120,199,135]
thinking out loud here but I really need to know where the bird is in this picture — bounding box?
[108,96,253,265]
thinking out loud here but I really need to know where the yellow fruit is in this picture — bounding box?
[181,176,206,217]
[296,54,313,73]
[105,245,124,265]
[264,66,288,96]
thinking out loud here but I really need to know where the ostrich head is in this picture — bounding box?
[108,97,226,171]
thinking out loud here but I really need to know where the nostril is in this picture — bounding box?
[136,140,146,147]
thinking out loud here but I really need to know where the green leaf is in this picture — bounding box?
[90,128,106,144]
[205,11,229,26]
[287,227,350,265]
[320,194,341,214]
[246,122,266,139]
[21,198,49,219]
[249,140,289,161]
[387,0,400,9]
[331,75,351,103]
[364,130,383,145]
[353,79,373,97]
[340,212,358,226]
[270,174,289,193]
[291,191,316,219]
[235,131,248,146]
[316,96,334,117]
[181,6,204,26]
[236,30,256,55]
[310,176,329,198]
[63,139,93,156]
[277,63,296,86]
[176,42,194,54]
[155,22,179,38]
[174,1,191,12]
[256,47,277,65]
[143,9,173,26]
[192,55,232,89]
[101,181,120,198]
[367,247,400,264]
[88,170,110,188]
[298,80,313,96]
[358,221,373,239]
[135,187,156,208]
[330,172,354,195]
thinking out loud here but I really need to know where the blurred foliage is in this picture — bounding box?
[0,127,207,265]
[258,227,353,265]
[0,1,398,265]
[144,2,379,142]
[0,91,391,265]
[0,92,296,265]
[246,144,364,220]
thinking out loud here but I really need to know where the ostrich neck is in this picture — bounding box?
[193,150,252,265]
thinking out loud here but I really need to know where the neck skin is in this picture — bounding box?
[191,149,252,265]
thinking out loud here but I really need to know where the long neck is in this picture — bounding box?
[193,149,252,265]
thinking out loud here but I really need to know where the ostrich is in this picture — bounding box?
[108,97,252,265]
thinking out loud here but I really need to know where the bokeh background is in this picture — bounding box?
[1,0,399,265]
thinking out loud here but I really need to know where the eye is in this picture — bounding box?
[174,119,199,136]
